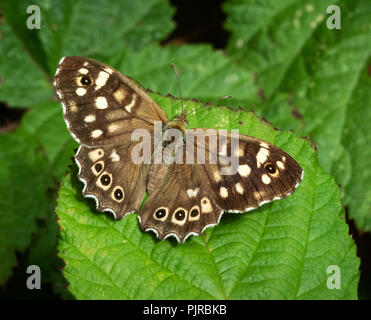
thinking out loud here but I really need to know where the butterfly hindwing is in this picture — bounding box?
[75,145,149,218]
[139,163,223,242]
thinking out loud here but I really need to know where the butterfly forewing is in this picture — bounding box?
[54,56,167,146]
[197,132,303,212]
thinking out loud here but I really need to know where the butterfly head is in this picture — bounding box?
[168,110,188,134]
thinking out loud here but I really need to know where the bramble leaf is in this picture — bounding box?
[56,96,359,299]
[0,130,52,284]
[224,0,371,231]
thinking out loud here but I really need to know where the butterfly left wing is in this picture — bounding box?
[139,130,303,242]
[54,56,168,218]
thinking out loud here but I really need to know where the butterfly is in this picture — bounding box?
[54,56,303,243]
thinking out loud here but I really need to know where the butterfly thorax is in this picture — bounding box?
[166,112,188,135]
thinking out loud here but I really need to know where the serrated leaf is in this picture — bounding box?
[224,0,371,230]
[113,44,258,107]
[0,130,52,284]
[0,21,52,107]
[56,95,359,299]
[21,101,78,180]
[0,0,175,107]
[341,62,371,231]
[27,210,73,299]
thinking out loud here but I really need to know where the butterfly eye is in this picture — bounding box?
[154,208,168,220]
[114,188,124,200]
[100,174,111,186]
[80,76,92,86]
[264,163,276,174]
[174,209,186,221]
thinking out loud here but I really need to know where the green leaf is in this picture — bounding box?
[341,62,371,231]
[0,130,52,284]
[21,101,78,180]
[114,44,258,107]
[27,210,73,299]
[0,21,52,107]
[224,0,371,230]
[0,0,175,107]
[56,95,359,299]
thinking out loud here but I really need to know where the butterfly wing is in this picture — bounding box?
[54,56,167,146]
[139,161,222,242]
[193,130,303,212]
[54,56,168,218]
[139,130,303,242]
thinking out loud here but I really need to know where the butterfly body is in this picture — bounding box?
[54,56,303,243]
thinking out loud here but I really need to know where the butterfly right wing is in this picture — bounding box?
[54,56,168,146]
[75,144,150,218]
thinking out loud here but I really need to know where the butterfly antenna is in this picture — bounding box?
[187,95,232,116]
[171,63,184,114]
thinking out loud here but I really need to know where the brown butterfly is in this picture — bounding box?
[54,56,303,243]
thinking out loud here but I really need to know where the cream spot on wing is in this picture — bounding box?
[219,187,228,198]
[213,170,221,182]
[125,95,136,112]
[83,62,89,67]
[104,67,113,74]
[76,88,87,96]
[262,174,271,184]
[91,129,103,138]
[260,142,269,148]
[276,161,285,170]
[238,146,245,157]
[235,183,244,194]
[88,149,104,162]
[200,197,213,213]
[84,114,96,123]
[256,147,270,167]
[113,89,126,103]
[108,123,120,133]
[171,208,188,226]
[95,96,108,109]
[79,68,89,74]
[110,150,120,162]
[282,156,287,162]
[70,105,78,113]
[187,188,199,198]
[95,71,110,90]
[237,164,251,177]
[254,191,261,199]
